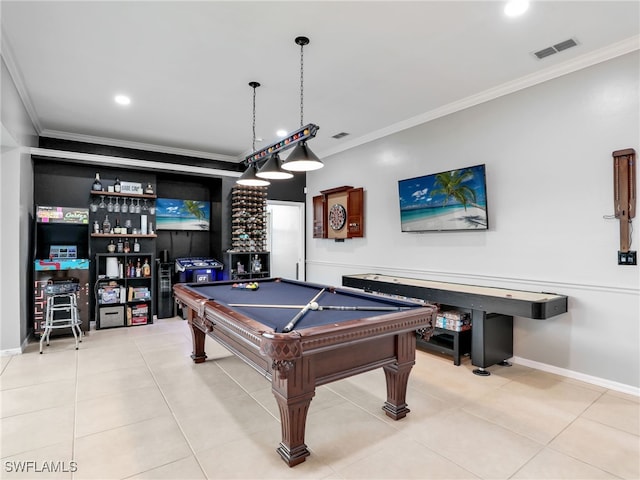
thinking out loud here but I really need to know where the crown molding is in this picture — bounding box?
[0,30,42,133]
[29,147,241,178]
[39,129,240,163]
[318,35,640,160]
[5,25,637,164]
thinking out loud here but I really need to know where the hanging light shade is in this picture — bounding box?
[280,36,322,173]
[256,153,294,179]
[281,141,323,172]
[237,164,270,186]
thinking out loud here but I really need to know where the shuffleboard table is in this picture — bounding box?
[342,273,568,376]
[173,277,436,467]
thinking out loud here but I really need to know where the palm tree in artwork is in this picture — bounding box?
[182,200,206,228]
[430,169,477,210]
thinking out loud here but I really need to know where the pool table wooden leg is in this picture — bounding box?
[382,332,416,420]
[271,360,315,467]
[186,310,208,364]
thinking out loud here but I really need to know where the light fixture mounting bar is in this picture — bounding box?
[245,123,319,165]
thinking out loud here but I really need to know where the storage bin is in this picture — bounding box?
[99,305,125,328]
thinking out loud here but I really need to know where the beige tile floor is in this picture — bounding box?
[1,316,638,480]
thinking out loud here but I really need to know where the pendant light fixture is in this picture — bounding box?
[256,152,293,180]
[281,36,323,172]
[237,82,270,187]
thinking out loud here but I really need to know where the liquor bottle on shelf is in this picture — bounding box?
[135,259,142,278]
[92,173,102,191]
[252,255,262,273]
[114,177,121,193]
[142,258,151,277]
[116,237,124,253]
[133,238,140,253]
[102,215,111,234]
[114,218,122,234]
[123,238,130,253]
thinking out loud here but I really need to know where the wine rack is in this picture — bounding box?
[231,185,267,252]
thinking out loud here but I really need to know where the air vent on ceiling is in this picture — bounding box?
[533,38,578,60]
[332,132,350,139]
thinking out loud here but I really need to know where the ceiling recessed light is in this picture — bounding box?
[504,0,529,17]
[276,129,287,137]
[114,94,131,106]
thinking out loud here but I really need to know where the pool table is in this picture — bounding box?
[173,277,436,467]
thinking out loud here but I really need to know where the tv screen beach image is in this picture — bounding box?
[398,164,488,232]
[156,198,211,231]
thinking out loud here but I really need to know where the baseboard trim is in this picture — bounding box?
[0,336,30,356]
[1,347,23,356]
[512,356,639,397]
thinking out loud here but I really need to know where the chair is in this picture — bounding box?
[40,283,83,353]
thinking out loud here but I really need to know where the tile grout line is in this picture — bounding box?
[214,361,282,422]
[0,355,14,377]
[134,334,210,479]
[319,381,481,477]
[72,347,79,480]
[537,389,631,478]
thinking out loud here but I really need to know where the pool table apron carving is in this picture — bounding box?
[174,278,436,467]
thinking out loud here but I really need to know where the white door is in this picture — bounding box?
[266,201,305,281]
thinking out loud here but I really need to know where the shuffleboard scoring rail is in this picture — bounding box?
[342,273,568,376]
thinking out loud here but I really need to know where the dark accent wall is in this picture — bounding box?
[266,173,306,202]
[33,139,307,262]
[33,158,226,263]
[39,137,245,173]
[154,173,222,260]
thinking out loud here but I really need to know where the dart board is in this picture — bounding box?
[328,203,347,231]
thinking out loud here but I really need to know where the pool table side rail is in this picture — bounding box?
[342,274,568,320]
[282,306,437,353]
[172,283,210,317]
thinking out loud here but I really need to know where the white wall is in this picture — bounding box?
[1,56,37,354]
[306,52,640,391]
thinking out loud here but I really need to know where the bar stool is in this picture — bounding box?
[40,283,83,353]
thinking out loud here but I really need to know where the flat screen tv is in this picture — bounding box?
[156,198,211,231]
[398,164,488,232]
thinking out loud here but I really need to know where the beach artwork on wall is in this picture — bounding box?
[156,198,211,231]
[398,164,488,232]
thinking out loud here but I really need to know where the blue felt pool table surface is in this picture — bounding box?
[177,278,424,332]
